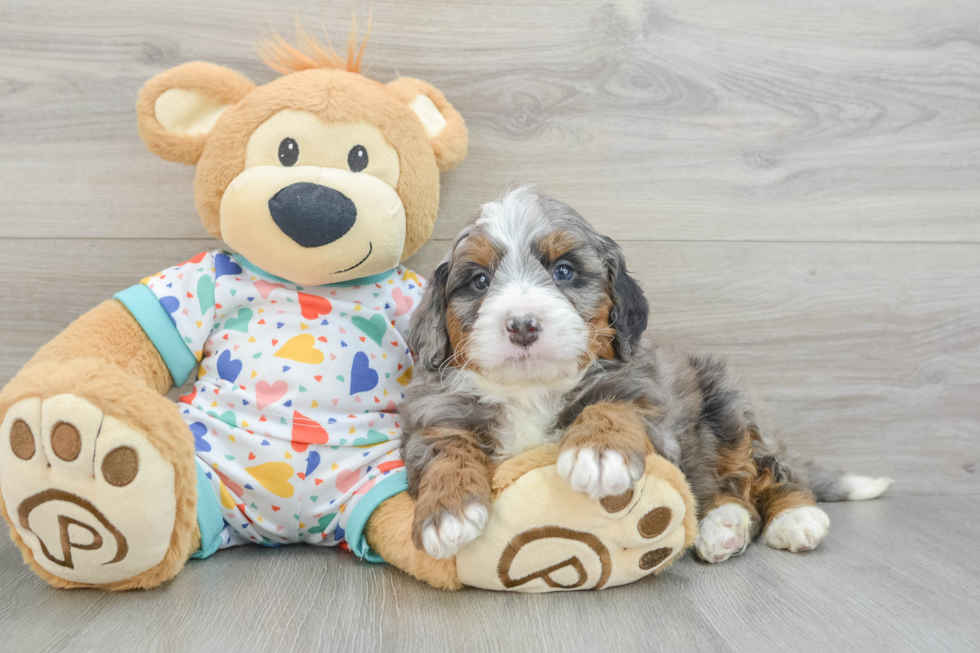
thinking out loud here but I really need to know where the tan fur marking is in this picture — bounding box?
[411,427,493,551]
[705,428,816,533]
[584,295,617,363]
[758,487,817,528]
[458,234,497,270]
[445,309,472,369]
[538,230,577,261]
[562,401,652,460]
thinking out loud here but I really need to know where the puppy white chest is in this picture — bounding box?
[497,396,561,458]
[460,371,585,459]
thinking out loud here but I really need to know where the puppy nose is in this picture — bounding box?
[268,182,357,248]
[505,315,540,347]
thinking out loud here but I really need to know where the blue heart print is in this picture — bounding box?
[159,296,180,325]
[214,253,243,279]
[349,351,379,394]
[216,349,242,383]
[306,450,321,477]
[189,422,210,452]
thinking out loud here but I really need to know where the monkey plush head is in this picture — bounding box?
[136,27,467,285]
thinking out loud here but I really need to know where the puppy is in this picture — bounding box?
[402,187,892,561]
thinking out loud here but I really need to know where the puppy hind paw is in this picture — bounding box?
[695,503,753,564]
[763,506,829,553]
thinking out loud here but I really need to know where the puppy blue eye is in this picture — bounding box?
[553,264,574,282]
[472,273,490,290]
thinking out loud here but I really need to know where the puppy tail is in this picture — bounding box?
[808,465,894,502]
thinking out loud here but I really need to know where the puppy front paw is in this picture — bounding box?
[413,498,489,559]
[556,447,645,499]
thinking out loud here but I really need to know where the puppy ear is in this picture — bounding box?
[408,262,452,371]
[386,78,468,172]
[137,62,255,165]
[600,236,649,360]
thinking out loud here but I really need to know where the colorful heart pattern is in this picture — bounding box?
[298,292,332,320]
[255,380,288,410]
[275,334,324,364]
[349,351,379,394]
[351,313,387,345]
[141,251,422,548]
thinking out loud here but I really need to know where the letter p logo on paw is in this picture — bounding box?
[17,489,129,570]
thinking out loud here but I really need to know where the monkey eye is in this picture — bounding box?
[348,145,369,172]
[553,263,575,282]
[278,138,299,167]
[471,272,490,291]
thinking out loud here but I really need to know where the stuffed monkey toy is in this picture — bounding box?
[0,27,695,592]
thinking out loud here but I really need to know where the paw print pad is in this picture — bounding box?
[0,395,177,585]
[456,451,695,592]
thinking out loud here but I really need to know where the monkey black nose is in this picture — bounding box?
[506,315,540,347]
[268,182,357,248]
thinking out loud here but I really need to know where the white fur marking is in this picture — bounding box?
[557,447,641,499]
[840,474,893,501]
[457,368,584,459]
[421,503,489,559]
[599,450,634,496]
[695,503,752,564]
[763,505,830,552]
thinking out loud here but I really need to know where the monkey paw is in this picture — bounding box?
[0,394,180,586]
[454,446,697,592]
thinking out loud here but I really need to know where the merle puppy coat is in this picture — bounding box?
[401,187,891,562]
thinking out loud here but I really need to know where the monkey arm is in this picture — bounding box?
[22,299,174,395]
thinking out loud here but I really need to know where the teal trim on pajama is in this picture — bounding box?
[114,283,198,387]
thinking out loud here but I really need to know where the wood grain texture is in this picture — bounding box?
[1,238,976,496]
[0,0,979,649]
[0,0,978,241]
[1,496,978,652]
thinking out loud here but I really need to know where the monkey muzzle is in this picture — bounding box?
[268,182,358,248]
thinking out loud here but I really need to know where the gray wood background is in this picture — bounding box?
[0,1,978,651]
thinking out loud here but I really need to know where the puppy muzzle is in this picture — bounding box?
[506,314,540,347]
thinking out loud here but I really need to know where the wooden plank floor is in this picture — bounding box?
[0,1,977,651]
[2,496,978,652]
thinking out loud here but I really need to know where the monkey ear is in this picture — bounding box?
[408,262,453,371]
[386,78,468,172]
[137,62,255,165]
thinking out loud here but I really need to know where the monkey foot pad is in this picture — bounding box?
[0,395,177,585]
[455,446,697,592]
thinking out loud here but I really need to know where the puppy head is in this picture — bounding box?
[410,187,648,383]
